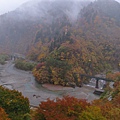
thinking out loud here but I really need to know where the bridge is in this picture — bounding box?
[79,74,114,95]
[80,74,114,89]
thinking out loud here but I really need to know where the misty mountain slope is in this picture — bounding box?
[0,0,120,85]
[0,0,89,54]
[94,0,120,24]
[29,0,120,60]
[79,0,120,39]
[78,0,120,66]
[31,0,120,86]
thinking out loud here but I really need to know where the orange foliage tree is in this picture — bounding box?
[33,96,90,120]
[0,107,10,120]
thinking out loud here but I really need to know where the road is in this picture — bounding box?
[0,61,99,107]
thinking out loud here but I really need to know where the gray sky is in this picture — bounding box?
[0,0,120,15]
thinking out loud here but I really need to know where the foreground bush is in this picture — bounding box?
[32,93,120,120]
[15,60,36,71]
[0,86,30,120]
[33,96,90,120]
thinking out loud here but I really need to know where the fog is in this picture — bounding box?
[0,0,120,22]
[0,0,97,15]
[17,0,89,20]
[0,0,120,15]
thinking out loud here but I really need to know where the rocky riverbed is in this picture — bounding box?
[0,61,99,107]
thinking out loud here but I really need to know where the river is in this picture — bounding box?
[0,61,99,107]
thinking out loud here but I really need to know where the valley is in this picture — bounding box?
[0,60,99,107]
[0,0,120,119]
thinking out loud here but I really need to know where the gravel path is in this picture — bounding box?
[0,61,99,107]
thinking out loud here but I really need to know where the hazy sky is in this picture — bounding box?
[0,0,30,15]
[0,0,120,15]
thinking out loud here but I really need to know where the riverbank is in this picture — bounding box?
[42,83,99,101]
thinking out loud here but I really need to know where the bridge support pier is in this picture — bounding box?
[95,79,99,89]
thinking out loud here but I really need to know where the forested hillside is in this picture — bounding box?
[0,0,120,86]
[0,0,89,54]
[31,0,120,86]
[0,0,120,119]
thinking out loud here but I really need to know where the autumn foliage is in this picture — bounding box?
[31,0,120,86]
[0,0,120,119]
[0,86,30,120]
[33,96,90,120]
[32,72,120,120]
[32,92,120,120]
[0,107,10,120]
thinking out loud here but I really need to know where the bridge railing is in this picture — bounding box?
[79,74,114,89]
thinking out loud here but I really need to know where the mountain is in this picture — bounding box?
[32,0,120,86]
[0,0,89,54]
[0,0,120,86]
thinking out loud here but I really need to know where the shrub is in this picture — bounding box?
[0,54,9,65]
[15,60,36,71]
